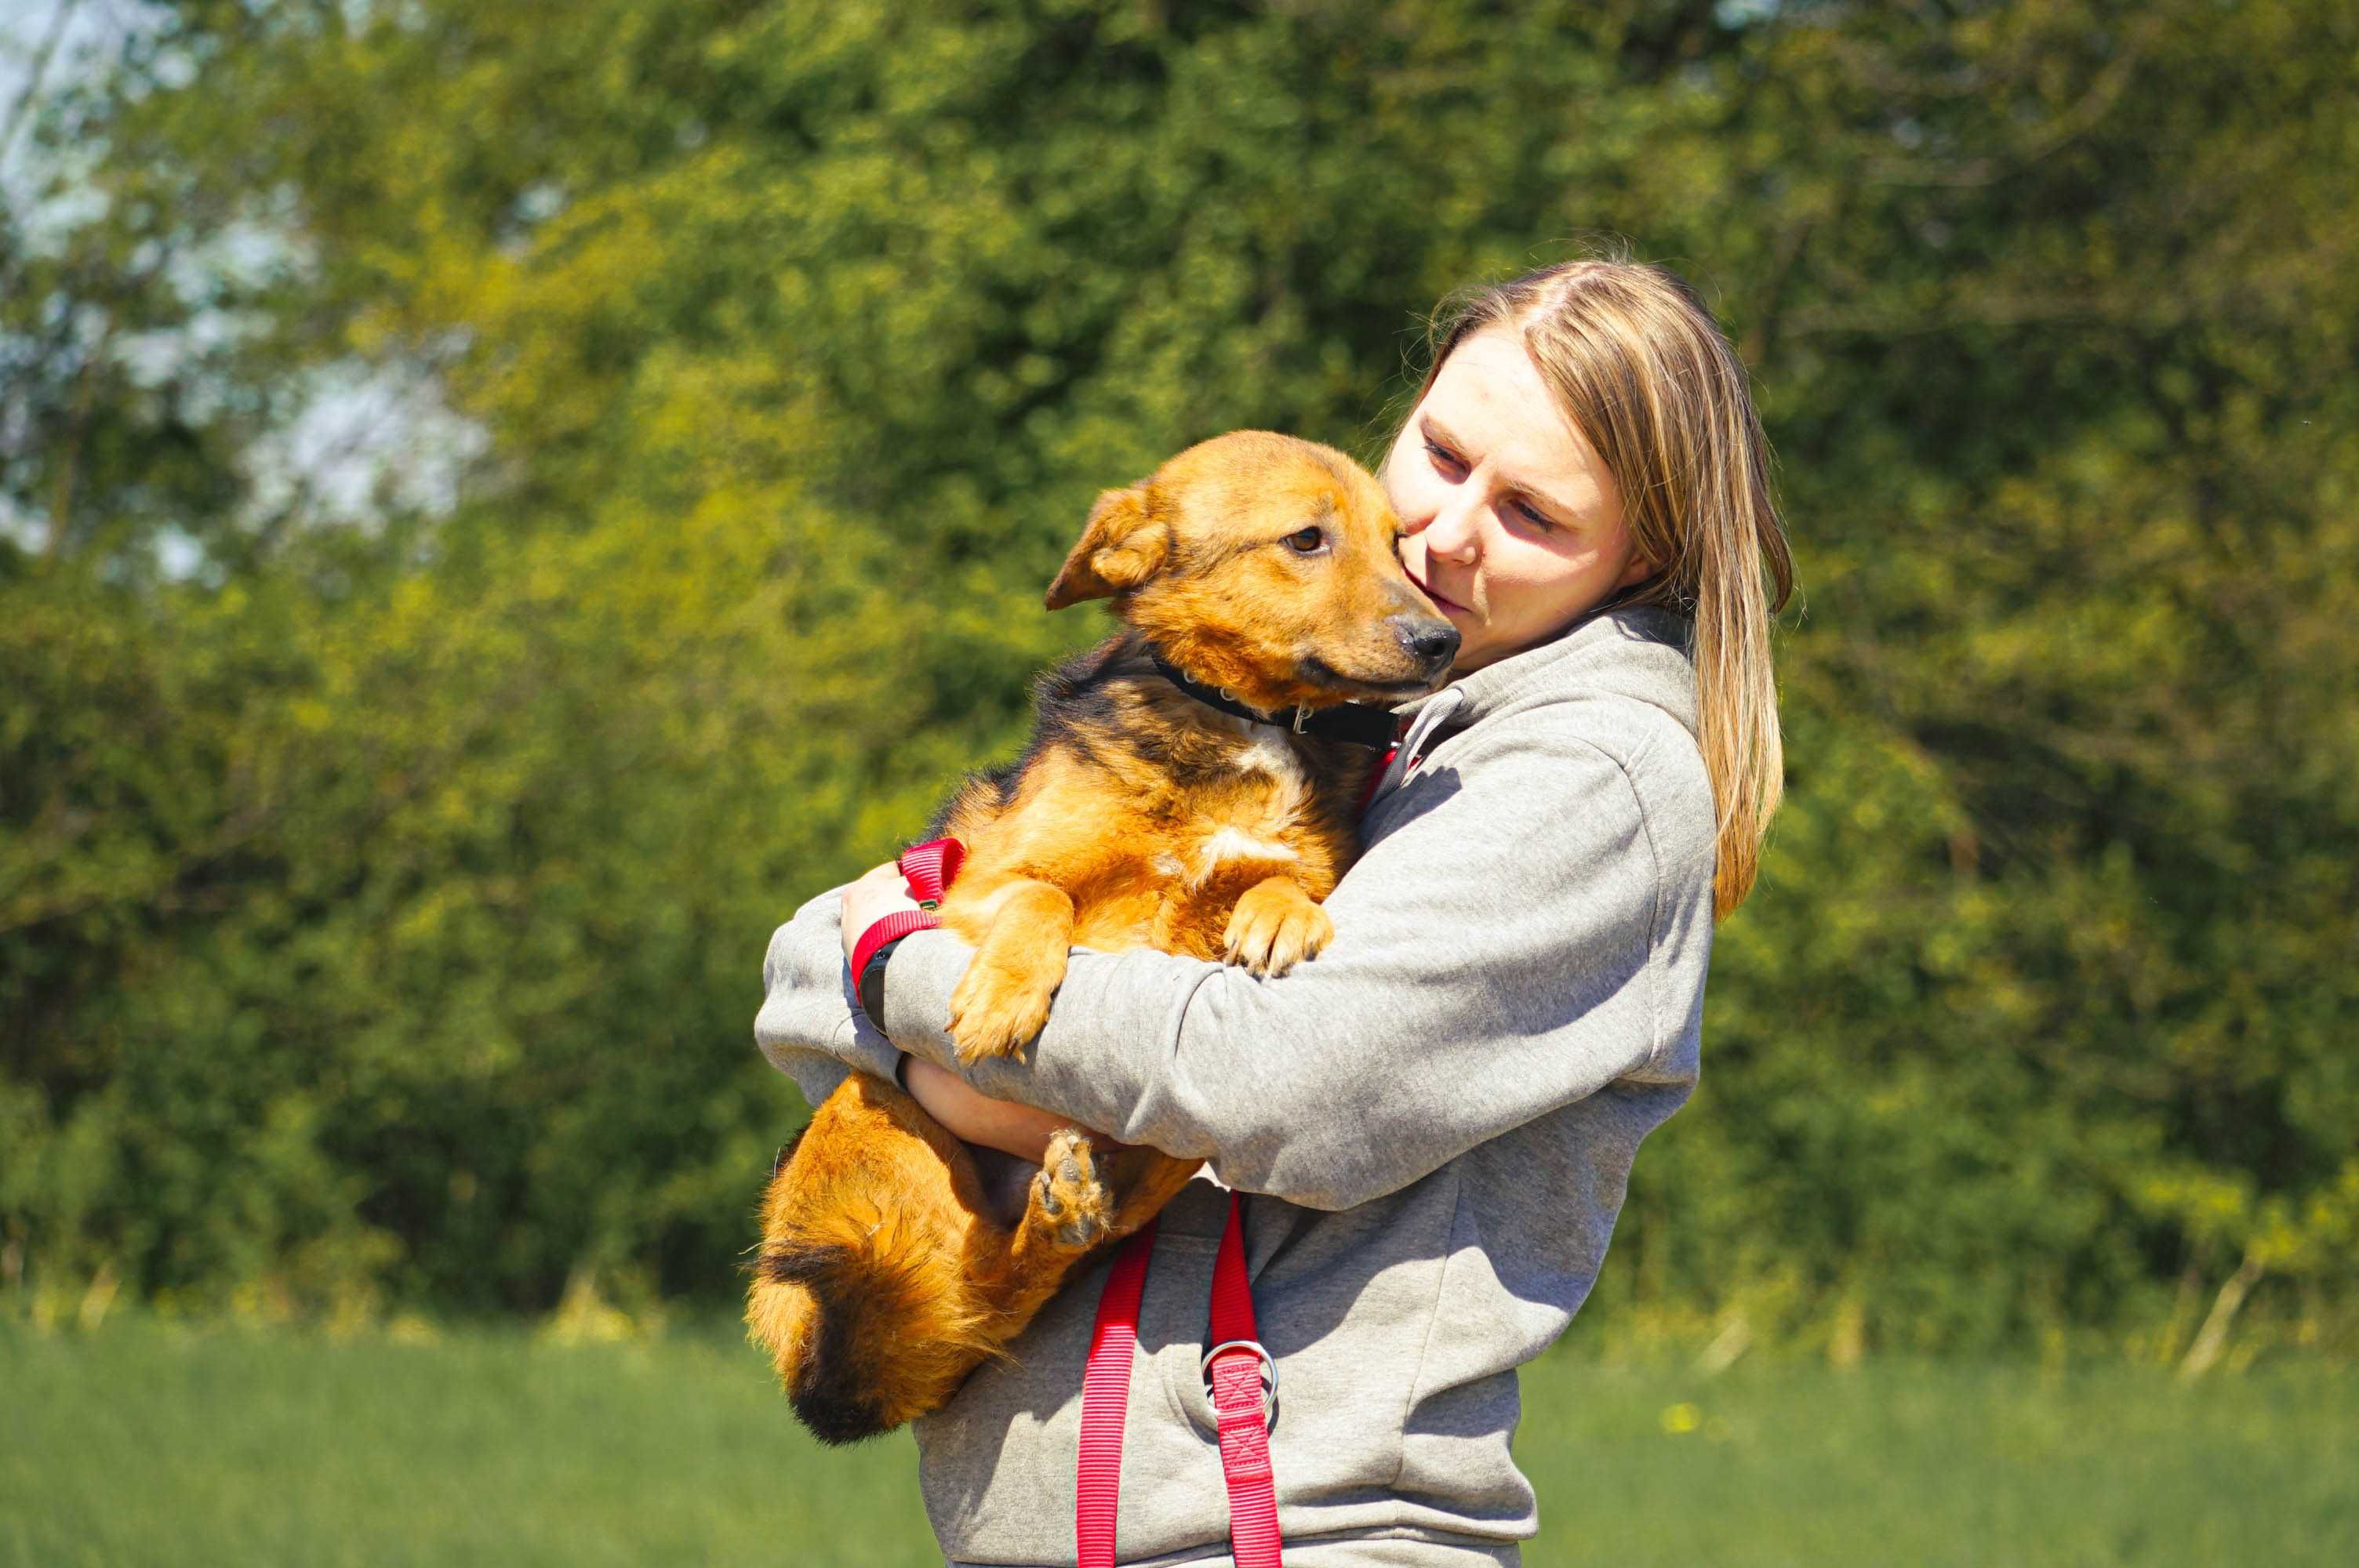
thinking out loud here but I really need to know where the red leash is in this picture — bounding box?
[1077,1192,1278,1568]
[1076,724,1412,1566]
[852,835,1276,1562]
[1075,1218,1158,1565]
[1204,1192,1282,1565]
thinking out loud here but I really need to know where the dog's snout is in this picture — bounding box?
[1393,615,1461,673]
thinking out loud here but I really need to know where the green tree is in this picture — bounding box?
[3,0,2352,1352]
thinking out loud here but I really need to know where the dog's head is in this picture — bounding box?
[1045,431,1459,713]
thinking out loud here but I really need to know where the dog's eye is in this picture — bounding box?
[1285,526,1327,554]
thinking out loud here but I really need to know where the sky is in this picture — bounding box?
[2,0,486,568]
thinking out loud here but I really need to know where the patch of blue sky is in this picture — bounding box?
[3,2,489,577]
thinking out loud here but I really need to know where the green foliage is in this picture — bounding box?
[2,0,2354,1349]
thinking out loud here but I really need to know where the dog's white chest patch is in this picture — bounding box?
[1145,719,1316,890]
[1176,725,1311,887]
[1193,826,1298,883]
[1232,728,1308,803]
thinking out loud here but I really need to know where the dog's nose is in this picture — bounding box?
[1393,616,1460,673]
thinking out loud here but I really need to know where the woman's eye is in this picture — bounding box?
[1512,499,1557,532]
[1285,526,1326,554]
[1424,439,1465,475]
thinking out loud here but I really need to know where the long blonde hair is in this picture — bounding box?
[1407,255,1796,920]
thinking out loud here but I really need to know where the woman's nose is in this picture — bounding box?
[1418,492,1482,565]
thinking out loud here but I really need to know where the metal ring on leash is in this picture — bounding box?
[1201,1338,1279,1428]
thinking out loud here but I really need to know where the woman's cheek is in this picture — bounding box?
[1379,445,1431,523]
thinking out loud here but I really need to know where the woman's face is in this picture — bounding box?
[1382,327,1655,674]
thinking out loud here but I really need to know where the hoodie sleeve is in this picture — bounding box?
[754,884,905,1109]
[758,707,1710,1211]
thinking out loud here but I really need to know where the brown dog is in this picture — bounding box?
[747,430,1457,1443]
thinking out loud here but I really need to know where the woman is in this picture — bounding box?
[756,256,1794,1566]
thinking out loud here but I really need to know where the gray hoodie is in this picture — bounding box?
[755,603,1717,1566]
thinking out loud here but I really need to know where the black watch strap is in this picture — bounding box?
[857,935,907,1020]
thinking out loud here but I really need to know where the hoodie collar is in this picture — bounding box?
[1370,603,1697,800]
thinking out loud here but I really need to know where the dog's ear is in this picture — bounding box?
[1045,484,1165,610]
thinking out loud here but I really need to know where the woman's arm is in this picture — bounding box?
[757,884,1094,1162]
[764,708,1716,1211]
[756,887,905,1109]
[900,1058,1083,1163]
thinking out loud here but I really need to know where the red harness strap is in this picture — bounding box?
[1076,1192,1278,1568]
[1352,722,1408,818]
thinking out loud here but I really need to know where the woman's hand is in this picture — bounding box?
[839,859,923,969]
[901,1058,1100,1164]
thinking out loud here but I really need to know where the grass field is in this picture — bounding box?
[4,1318,2353,1566]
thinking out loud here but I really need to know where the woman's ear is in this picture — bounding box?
[1045,485,1165,609]
[1613,549,1661,592]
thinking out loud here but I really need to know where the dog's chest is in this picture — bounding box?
[1151,727,1336,897]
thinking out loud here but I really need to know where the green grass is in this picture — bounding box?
[4,1319,2353,1566]
[1517,1357,2357,1565]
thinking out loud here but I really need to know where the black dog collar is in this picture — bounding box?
[1147,649,1400,750]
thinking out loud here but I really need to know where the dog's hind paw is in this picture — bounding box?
[1027,1130,1115,1251]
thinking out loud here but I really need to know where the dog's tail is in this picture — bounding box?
[746,1144,1002,1444]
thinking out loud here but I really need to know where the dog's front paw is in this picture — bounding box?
[947,958,1056,1063]
[1222,878,1333,977]
[1028,1129,1114,1251]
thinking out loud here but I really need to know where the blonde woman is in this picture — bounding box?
[760,256,1794,1567]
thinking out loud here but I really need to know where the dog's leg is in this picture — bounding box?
[947,877,1075,1062]
[1223,873,1334,977]
[1103,1149,1210,1238]
[963,1128,1119,1338]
